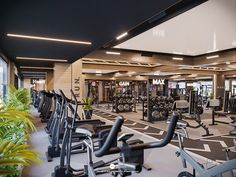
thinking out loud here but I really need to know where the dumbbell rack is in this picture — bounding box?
[112,95,136,113]
[142,96,174,123]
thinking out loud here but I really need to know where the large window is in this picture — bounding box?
[0,57,7,97]
[232,80,236,96]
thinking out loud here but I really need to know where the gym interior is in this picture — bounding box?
[0,0,236,177]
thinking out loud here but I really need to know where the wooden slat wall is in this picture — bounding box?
[46,70,54,91]
[54,63,72,98]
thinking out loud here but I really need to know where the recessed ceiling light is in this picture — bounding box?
[206,55,219,59]
[106,51,121,55]
[226,61,231,65]
[7,33,92,45]
[172,57,183,61]
[173,51,183,55]
[211,63,218,65]
[96,70,102,74]
[196,77,211,80]
[16,57,68,62]
[116,32,128,40]
[20,66,53,70]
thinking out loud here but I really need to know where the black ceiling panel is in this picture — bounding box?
[0,0,206,68]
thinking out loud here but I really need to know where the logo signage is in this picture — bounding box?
[153,79,165,85]
[119,81,130,87]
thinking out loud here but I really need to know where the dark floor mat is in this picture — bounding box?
[93,109,236,161]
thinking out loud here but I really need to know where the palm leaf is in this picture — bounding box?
[0,169,19,176]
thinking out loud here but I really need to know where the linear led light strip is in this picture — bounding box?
[116,32,128,40]
[20,66,53,70]
[105,51,121,55]
[7,33,92,45]
[206,55,219,59]
[172,57,183,61]
[16,57,68,62]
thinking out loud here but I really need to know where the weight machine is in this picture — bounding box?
[173,90,213,137]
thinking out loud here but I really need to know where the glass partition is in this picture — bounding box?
[0,57,7,97]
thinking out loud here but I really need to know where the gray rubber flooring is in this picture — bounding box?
[22,110,209,177]
[22,107,235,177]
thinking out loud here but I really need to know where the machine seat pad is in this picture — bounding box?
[75,124,96,137]
[229,129,236,136]
[230,116,236,122]
[167,119,188,127]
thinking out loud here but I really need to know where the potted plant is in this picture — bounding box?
[82,97,93,119]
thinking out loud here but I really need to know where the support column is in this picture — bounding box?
[72,60,84,117]
[163,79,169,96]
[229,79,232,93]
[54,63,72,98]
[8,61,15,86]
[213,74,225,99]
[98,81,103,102]
[46,70,54,91]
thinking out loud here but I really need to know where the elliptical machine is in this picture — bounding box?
[167,118,236,177]
[53,110,180,177]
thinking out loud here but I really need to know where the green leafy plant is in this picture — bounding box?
[82,97,93,110]
[5,84,31,112]
[0,85,40,177]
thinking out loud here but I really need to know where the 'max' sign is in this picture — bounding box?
[153,79,165,85]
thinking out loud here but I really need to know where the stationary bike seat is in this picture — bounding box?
[229,129,236,136]
[75,124,96,137]
[230,116,236,122]
[167,118,189,128]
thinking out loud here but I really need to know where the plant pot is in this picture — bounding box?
[84,109,93,119]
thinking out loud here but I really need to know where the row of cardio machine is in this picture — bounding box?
[31,89,236,177]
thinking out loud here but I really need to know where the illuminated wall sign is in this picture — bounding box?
[32,79,45,84]
[153,79,165,85]
[119,81,130,87]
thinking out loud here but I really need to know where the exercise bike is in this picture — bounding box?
[168,119,236,177]
[60,112,180,177]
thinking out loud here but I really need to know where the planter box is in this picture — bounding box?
[83,109,93,119]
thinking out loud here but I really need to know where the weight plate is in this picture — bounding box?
[118,98,123,104]
[127,99,131,103]
[124,104,130,111]
[197,106,204,114]
[118,104,124,111]
[152,110,160,119]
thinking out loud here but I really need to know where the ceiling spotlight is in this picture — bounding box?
[7,33,92,45]
[116,32,128,40]
[206,55,219,59]
[16,57,68,62]
[211,62,219,65]
[106,51,121,55]
[172,57,183,61]
[226,61,231,65]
